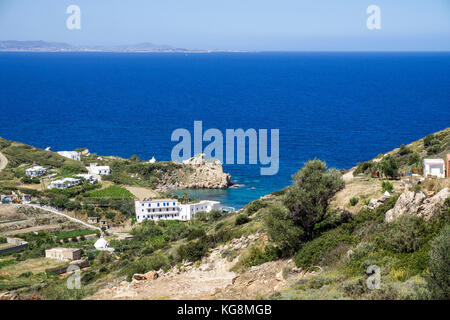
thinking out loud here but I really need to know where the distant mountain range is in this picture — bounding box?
[0,40,245,53]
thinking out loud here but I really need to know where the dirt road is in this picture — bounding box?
[22,204,101,231]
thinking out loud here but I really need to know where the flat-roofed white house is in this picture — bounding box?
[89,163,110,175]
[135,199,221,222]
[57,151,81,161]
[75,174,98,184]
[48,178,81,189]
[25,166,47,178]
[423,159,445,178]
[179,200,221,220]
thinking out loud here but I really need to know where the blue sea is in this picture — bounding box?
[0,52,449,208]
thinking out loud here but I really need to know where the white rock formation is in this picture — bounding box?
[385,188,449,222]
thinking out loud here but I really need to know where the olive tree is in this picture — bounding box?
[283,159,345,240]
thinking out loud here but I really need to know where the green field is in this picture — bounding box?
[53,229,99,240]
[86,185,134,199]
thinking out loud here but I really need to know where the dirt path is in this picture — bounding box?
[88,234,293,300]
[342,167,356,182]
[0,152,7,171]
[21,204,101,232]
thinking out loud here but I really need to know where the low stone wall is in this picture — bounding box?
[0,238,28,255]
[45,259,89,275]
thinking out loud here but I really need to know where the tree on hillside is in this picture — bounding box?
[379,155,399,179]
[283,159,345,240]
[264,206,303,255]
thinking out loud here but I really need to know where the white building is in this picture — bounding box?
[89,163,110,175]
[94,236,115,252]
[136,199,181,223]
[49,178,81,189]
[25,166,47,178]
[57,151,81,161]
[45,247,81,261]
[179,200,221,220]
[75,174,98,184]
[423,159,445,178]
[135,199,221,222]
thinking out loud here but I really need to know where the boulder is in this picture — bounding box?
[132,270,159,281]
[385,188,449,222]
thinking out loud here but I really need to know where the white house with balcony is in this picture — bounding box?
[135,199,181,223]
[25,166,47,178]
[57,151,81,161]
[89,163,110,175]
[49,178,81,189]
[135,199,221,222]
[423,159,445,178]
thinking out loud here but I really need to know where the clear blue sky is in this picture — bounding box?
[0,0,449,50]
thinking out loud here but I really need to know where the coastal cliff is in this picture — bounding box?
[159,154,232,191]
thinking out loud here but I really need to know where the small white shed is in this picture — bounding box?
[423,159,445,178]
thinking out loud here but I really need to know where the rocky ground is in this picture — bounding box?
[88,232,321,300]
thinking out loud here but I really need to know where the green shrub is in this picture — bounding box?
[398,144,412,156]
[342,277,368,298]
[426,224,450,299]
[381,181,394,193]
[379,155,399,179]
[215,222,226,231]
[131,220,163,241]
[408,152,421,166]
[236,245,279,269]
[383,215,425,253]
[351,242,375,261]
[349,197,359,206]
[141,252,170,272]
[294,227,355,268]
[264,206,303,255]
[81,271,96,285]
[235,214,250,225]
[122,252,170,281]
[194,211,208,222]
[245,200,267,215]
[354,161,376,176]
[176,240,209,262]
[426,144,441,155]
[187,228,206,241]
[94,251,112,265]
[208,210,222,221]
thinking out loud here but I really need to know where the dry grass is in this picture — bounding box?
[0,257,65,277]
[124,186,159,200]
[331,177,403,213]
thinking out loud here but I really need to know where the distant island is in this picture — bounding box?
[0,40,248,53]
